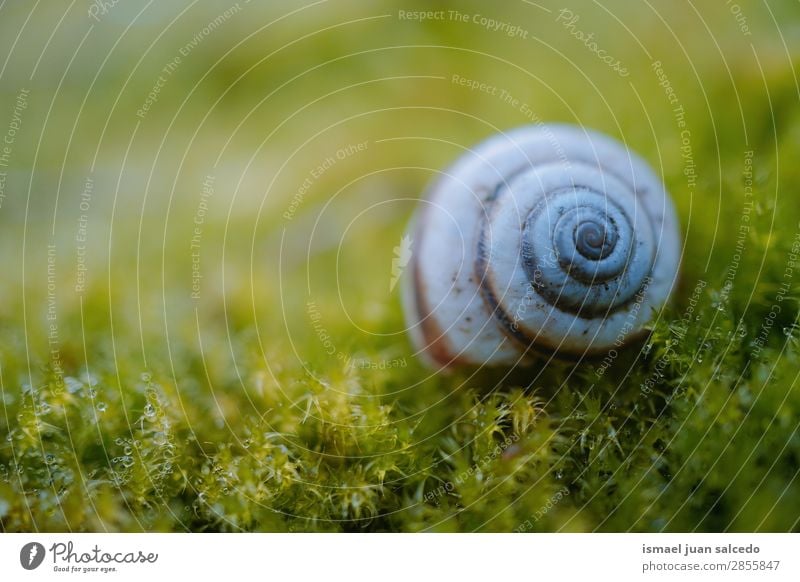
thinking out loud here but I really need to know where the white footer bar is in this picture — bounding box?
[1,533,797,580]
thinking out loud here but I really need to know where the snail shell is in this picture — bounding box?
[403,124,681,368]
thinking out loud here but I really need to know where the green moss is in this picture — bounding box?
[1,0,800,532]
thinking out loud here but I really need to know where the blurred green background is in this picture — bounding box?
[1,0,800,532]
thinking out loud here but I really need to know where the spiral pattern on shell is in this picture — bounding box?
[403,124,681,368]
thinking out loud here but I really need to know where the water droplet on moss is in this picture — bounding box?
[96,402,107,412]
[144,404,156,418]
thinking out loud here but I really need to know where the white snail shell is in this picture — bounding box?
[403,124,681,368]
